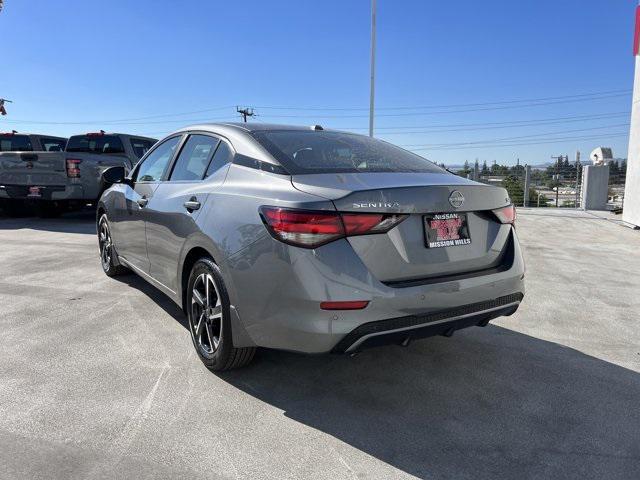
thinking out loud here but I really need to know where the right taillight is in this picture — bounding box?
[493,204,516,224]
[66,158,82,178]
[260,207,408,248]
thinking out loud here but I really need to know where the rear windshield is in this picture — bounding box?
[129,138,156,159]
[251,130,444,175]
[66,135,125,154]
[39,137,67,152]
[0,135,33,152]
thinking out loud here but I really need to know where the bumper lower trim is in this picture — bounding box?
[333,292,524,353]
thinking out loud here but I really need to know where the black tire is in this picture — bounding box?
[1,200,31,217]
[36,202,62,218]
[98,213,128,277]
[187,258,255,371]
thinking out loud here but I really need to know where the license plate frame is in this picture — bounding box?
[423,213,471,248]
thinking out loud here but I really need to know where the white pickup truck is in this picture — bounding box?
[0,131,156,216]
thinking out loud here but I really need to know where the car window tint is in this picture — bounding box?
[170,135,219,181]
[251,130,445,175]
[135,136,181,182]
[0,135,33,152]
[205,141,233,177]
[39,137,67,152]
[130,138,156,159]
[66,135,125,154]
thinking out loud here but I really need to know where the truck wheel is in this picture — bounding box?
[36,202,62,218]
[2,200,31,218]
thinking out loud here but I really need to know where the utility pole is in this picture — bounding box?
[236,106,255,123]
[368,0,376,137]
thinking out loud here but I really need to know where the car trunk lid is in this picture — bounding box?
[292,172,513,283]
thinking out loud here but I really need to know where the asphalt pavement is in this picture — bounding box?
[0,208,639,479]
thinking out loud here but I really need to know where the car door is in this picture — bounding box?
[110,135,183,273]
[145,133,234,292]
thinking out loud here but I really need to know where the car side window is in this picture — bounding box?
[205,140,234,178]
[134,136,181,182]
[169,134,219,181]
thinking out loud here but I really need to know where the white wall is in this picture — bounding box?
[623,54,640,227]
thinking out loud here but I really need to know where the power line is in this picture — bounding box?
[255,92,630,119]
[400,123,631,148]
[253,88,632,111]
[1,88,631,125]
[375,112,631,135]
[411,132,630,151]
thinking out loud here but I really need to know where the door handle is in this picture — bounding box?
[184,199,201,211]
[137,196,148,208]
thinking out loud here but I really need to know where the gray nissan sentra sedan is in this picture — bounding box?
[97,123,524,370]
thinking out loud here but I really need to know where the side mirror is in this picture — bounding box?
[102,166,130,185]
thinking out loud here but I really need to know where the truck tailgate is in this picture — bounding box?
[0,152,67,186]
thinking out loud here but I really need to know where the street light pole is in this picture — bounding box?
[368,0,376,137]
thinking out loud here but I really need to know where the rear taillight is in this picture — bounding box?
[66,158,82,178]
[260,207,408,248]
[493,204,516,224]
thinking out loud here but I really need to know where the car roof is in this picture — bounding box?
[175,122,339,134]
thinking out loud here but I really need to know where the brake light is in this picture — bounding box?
[260,207,408,248]
[66,158,82,178]
[493,204,516,224]
[86,130,105,136]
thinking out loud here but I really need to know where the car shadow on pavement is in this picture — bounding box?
[110,272,189,329]
[0,209,96,234]
[219,326,640,480]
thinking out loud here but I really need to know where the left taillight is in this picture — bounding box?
[492,204,516,224]
[66,158,82,178]
[260,207,407,248]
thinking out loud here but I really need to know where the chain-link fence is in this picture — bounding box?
[455,159,627,209]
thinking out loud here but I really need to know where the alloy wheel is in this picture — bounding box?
[98,218,112,270]
[190,273,223,356]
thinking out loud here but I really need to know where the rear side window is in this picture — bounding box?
[39,137,67,152]
[251,130,445,175]
[66,135,125,154]
[130,138,156,159]
[135,136,181,182]
[169,135,219,181]
[205,141,233,177]
[0,135,33,152]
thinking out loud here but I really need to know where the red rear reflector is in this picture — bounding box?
[320,301,369,310]
[492,205,516,224]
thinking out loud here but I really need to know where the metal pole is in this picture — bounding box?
[368,0,376,137]
[524,165,531,207]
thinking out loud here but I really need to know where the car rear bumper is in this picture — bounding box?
[332,293,522,353]
[224,227,525,353]
[0,184,84,201]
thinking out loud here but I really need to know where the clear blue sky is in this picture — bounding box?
[0,0,637,165]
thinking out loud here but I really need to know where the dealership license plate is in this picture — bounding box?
[27,186,42,198]
[423,213,471,248]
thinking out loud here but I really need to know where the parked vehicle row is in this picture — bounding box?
[97,122,525,370]
[0,130,156,216]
